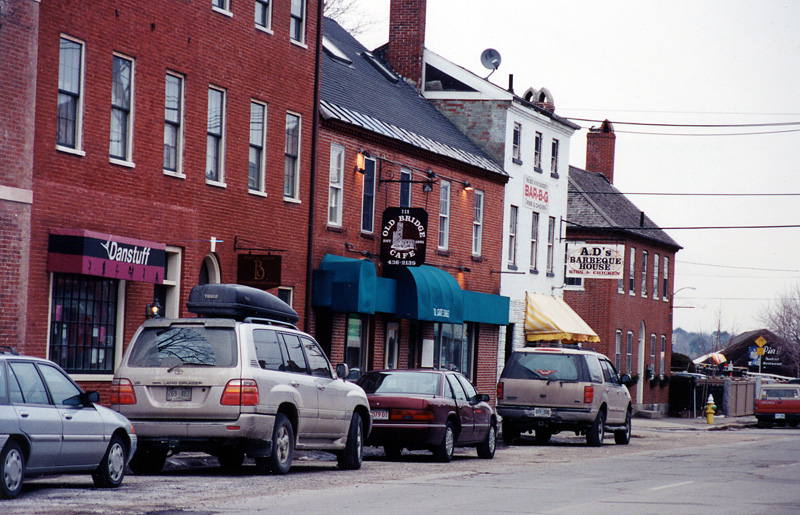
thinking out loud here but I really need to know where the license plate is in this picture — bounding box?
[371,409,389,421]
[775,413,785,419]
[526,408,551,418]
[167,386,192,402]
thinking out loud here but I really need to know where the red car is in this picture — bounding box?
[356,369,496,461]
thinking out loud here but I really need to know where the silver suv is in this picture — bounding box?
[112,284,371,475]
[496,347,632,446]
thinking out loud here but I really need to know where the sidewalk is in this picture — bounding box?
[633,413,758,431]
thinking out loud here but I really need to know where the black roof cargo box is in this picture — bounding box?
[187,284,299,323]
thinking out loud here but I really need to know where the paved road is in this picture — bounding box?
[4,420,796,514]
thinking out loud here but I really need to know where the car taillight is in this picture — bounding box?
[389,409,435,422]
[584,385,594,404]
[111,378,136,405]
[220,379,259,406]
[497,382,504,400]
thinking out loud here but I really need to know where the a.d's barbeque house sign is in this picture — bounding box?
[380,207,428,267]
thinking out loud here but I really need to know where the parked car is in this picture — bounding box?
[496,347,632,446]
[755,384,800,428]
[0,347,136,499]
[356,369,496,461]
[112,284,371,475]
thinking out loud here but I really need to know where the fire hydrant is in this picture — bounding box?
[705,394,717,424]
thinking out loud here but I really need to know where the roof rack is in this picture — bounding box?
[0,346,19,355]
[242,317,298,330]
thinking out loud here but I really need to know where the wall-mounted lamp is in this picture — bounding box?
[355,150,371,174]
[422,182,434,192]
[463,181,474,191]
[146,300,162,319]
[426,169,436,179]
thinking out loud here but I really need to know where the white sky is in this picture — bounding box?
[338,0,800,334]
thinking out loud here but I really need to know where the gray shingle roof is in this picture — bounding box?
[567,166,681,249]
[321,18,505,177]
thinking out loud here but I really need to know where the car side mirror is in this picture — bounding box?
[471,394,490,404]
[619,374,632,386]
[336,363,349,380]
[84,390,100,406]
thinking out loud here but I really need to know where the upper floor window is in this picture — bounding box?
[653,254,659,300]
[212,0,231,15]
[650,333,657,374]
[534,131,542,170]
[546,216,555,273]
[360,155,376,233]
[626,331,633,373]
[512,122,522,163]
[507,205,518,266]
[249,101,267,193]
[439,180,451,249]
[206,87,226,184]
[110,54,134,163]
[328,144,344,226]
[57,36,84,151]
[399,168,412,208]
[290,0,306,43]
[663,256,670,301]
[660,335,666,375]
[629,247,636,295]
[284,112,301,199]
[529,211,539,271]
[472,190,484,256]
[255,0,272,31]
[615,330,622,371]
[550,138,559,176]
[641,250,648,297]
[163,73,184,175]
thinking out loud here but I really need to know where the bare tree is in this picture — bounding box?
[323,0,376,36]
[760,283,800,346]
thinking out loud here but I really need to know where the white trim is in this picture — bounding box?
[249,99,268,194]
[56,146,86,157]
[57,34,86,153]
[163,71,185,176]
[109,157,135,169]
[254,0,272,31]
[163,246,182,319]
[328,143,345,227]
[0,185,33,204]
[110,52,135,164]
[438,180,451,250]
[283,111,302,200]
[360,155,376,234]
[206,85,227,185]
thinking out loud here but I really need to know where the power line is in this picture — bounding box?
[567,118,800,128]
[677,260,800,273]
[569,191,800,197]
[568,222,800,231]
[614,128,800,137]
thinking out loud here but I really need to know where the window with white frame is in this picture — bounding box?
[663,257,669,301]
[472,189,484,256]
[650,333,656,375]
[660,335,666,375]
[57,36,84,151]
[360,155,376,233]
[529,211,539,271]
[507,205,518,266]
[110,54,134,163]
[653,254,659,300]
[399,168,412,208]
[626,331,633,373]
[255,0,272,30]
[546,216,555,273]
[550,138,559,176]
[618,246,625,294]
[534,131,543,170]
[328,143,344,226]
[277,287,293,307]
[163,73,184,174]
[249,101,267,193]
[290,0,306,43]
[629,247,636,295]
[438,180,451,249]
[284,112,301,199]
[212,0,230,14]
[512,122,522,162]
[641,250,648,297]
[206,87,226,183]
[615,330,622,371]
[564,240,583,288]
[154,246,182,319]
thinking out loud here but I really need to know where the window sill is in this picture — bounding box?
[255,25,273,35]
[327,225,343,233]
[206,179,227,188]
[109,157,135,169]
[212,6,233,17]
[550,172,560,179]
[56,145,85,157]
[507,264,518,271]
[546,272,555,278]
[290,38,308,49]
[248,189,268,198]
[437,249,451,257]
[533,166,543,174]
[512,158,523,165]
[529,268,539,275]
[360,232,375,240]
[283,196,302,204]
[163,170,186,179]
[471,255,484,262]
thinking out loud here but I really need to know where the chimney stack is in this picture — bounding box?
[387,0,427,88]
[585,119,616,183]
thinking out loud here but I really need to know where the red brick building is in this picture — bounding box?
[564,122,681,413]
[309,16,509,398]
[9,0,321,399]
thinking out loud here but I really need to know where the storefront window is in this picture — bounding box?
[345,314,368,379]
[433,323,474,379]
[49,274,118,374]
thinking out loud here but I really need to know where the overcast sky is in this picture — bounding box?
[338,0,800,335]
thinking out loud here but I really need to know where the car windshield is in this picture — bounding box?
[127,325,237,368]
[357,372,441,395]
[502,352,581,381]
[761,388,799,399]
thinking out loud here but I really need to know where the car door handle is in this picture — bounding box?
[291,381,300,387]
[64,414,73,420]
[317,385,325,391]
[19,411,29,418]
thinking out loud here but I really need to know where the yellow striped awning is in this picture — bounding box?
[524,292,600,344]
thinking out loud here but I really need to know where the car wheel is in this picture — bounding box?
[789,421,799,428]
[338,412,363,470]
[614,411,632,445]
[587,410,606,447]
[534,428,551,445]
[502,420,520,445]
[92,434,127,488]
[0,441,24,499]
[218,450,245,473]
[129,445,168,475]
[257,413,294,475]
[432,421,455,462]
[383,445,403,460]
[477,423,496,459]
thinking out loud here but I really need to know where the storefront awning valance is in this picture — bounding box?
[463,290,509,325]
[312,254,378,314]
[524,292,599,343]
[393,265,463,323]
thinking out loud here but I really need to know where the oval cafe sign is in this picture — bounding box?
[380,207,428,267]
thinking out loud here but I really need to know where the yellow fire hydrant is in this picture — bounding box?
[705,394,716,424]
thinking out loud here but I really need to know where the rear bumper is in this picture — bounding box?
[367,422,446,448]
[497,405,594,432]
[755,413,800,422]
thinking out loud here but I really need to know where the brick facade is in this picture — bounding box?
[387,0,427,88]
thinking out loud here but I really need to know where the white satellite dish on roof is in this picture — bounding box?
[480,48,502,70]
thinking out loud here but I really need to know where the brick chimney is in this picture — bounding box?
[387,0,426,88]
[585,119,616,183]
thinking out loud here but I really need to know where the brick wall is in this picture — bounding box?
[585,121,616,183]
[387,0,427,87]
[430,99,510,165]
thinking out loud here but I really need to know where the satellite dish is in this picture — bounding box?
[480,48,502,70]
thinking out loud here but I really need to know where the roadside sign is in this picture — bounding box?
[756,347,765,356]
[756,336,767,348]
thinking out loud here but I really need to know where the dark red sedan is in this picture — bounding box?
[356,369,496,462]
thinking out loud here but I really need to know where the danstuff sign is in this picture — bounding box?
[380,207,428,267]
[566,243,624,279]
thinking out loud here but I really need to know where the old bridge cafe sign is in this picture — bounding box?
[380,207,428,268]
[565,243,624,279]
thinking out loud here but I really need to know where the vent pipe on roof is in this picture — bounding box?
[508,74,514,93]
[640,211,645,227]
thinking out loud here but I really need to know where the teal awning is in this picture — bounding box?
[393,265,463,323]
[312,254,377,314]
[463,290,509,325]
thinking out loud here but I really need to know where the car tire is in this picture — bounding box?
[338,412,364,470]
[218,450,245,473]
[502,420,520,445]
[257,413,294,475]
[477,422,496,459]
[432,421,455,462]
[0,441,24,499]
[789,421,799,428]
[129,445,168,475]
[614,411,632,445]
[534,428,551,445]
[587,410,606,447]
[92,434,127,488]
